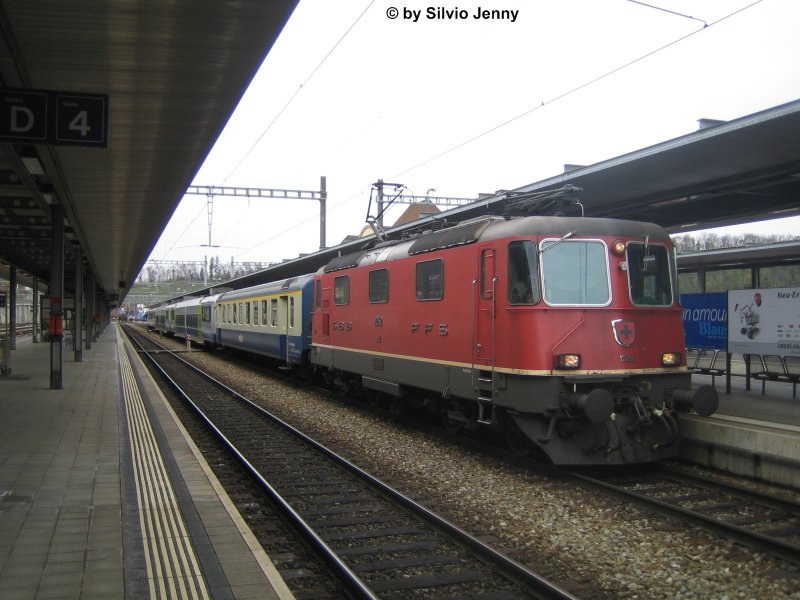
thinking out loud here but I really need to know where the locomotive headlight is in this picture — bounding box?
[661,352,682,367]
[556,353,581,369]
[611,239,626,255]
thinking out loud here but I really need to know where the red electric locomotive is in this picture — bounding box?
[310,214,717,465]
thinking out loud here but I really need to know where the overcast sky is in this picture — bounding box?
[147,0,800,266]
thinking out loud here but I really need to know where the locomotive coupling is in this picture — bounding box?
[565,388,614,423]
[669,385,718,417]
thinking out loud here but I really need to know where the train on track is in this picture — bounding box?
[147,213,718,465]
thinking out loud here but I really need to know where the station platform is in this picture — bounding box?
[681,373,800,489]
[0,325,294,600]
[1,329,797,600]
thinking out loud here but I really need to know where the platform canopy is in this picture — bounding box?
[0,0,299,302]
[0,0,798,305]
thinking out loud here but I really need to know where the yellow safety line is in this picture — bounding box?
[117,328,210,600]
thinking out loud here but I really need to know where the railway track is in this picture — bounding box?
[123,325,574,600]
[561,463,800,565]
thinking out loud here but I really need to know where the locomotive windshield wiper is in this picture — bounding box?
[540,230,575,254]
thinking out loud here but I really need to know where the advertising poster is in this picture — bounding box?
[681,292,727,349]
[728,288,800,357]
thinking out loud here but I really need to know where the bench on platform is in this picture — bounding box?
[752,354,799,398]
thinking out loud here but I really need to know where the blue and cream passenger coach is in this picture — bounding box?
[216,275,314,366]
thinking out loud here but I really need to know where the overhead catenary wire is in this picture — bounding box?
[389,0,762,181]
[228,0,763,261]
[222,0,377,185]
[626,0,708,27]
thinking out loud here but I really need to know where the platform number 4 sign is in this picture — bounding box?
[0,88,108,147]
[54,94,107,145]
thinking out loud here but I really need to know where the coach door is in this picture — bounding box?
[283,294,301,361]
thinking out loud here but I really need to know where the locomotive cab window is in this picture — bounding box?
[416,259,444,300]
[369,269,389,303]
[334,275,350,305]
[627,242,674,306]
[541,239,610,306]
[508,241,539,304]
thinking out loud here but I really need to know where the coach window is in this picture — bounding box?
[271,299,278,327]
[253,301,259,326]
[334,275,350,305]
[416,259,444,300]
[508,241,539,304]
[369,269,389,303]
[262,300,268,326]
[246,302,251,325]
[289,297,296,329]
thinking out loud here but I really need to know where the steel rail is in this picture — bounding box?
[126,326,575,600]
[561,467,800,566]
[127,330,379,600]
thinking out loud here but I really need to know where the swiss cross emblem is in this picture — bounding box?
[612,319,636,348]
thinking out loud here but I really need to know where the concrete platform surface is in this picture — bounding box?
[0,326,294,599]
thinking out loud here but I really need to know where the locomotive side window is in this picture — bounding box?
[369,269,389,303]
[480,249,495,299]
[315,280,322,310]
[416,259,444,300]
[508,241,539,304]
[627,243,673,306]
[334,275,350,305]
[541,240,610,306]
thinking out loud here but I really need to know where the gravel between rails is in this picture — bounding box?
[160,339,800,600]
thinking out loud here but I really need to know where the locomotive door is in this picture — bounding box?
[473,247,497,422]
[474,247,497,368]
[319,285,331,343]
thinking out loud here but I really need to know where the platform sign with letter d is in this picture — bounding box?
[0,88,108,147]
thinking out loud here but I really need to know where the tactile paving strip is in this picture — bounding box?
[118,341,210,600]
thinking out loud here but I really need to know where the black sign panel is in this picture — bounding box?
[0,90,48,141]
[0,88,108,147]
[54,94,108,145]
